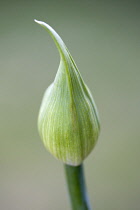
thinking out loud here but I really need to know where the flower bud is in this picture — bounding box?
[35,20,100,166]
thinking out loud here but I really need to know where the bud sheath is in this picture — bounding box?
[35,20,100,166]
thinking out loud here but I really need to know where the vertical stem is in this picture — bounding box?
[64,164,92,210]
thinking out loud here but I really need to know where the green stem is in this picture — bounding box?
[64,164,92,210]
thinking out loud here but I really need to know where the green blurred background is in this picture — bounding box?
[0,0,140,209]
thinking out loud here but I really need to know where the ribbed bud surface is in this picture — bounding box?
[35,20,100,166]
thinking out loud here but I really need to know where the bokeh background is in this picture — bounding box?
[0,0,140,209]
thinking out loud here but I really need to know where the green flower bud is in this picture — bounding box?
[35,20,100,166]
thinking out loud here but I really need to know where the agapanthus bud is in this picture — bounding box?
[35,20,100,166]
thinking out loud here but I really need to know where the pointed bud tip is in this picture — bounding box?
[34,19,42,24]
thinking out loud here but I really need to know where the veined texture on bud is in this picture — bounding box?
[35,20,100,166]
